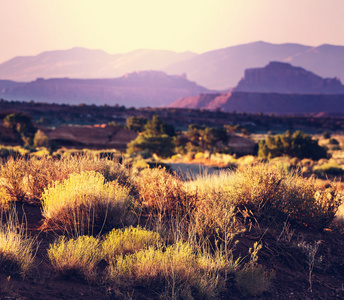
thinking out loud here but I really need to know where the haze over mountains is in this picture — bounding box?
[1,41,344,90]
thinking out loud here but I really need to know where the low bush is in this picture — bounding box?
[187,171,243,250]
[41,171,135,234]
[0,155,132,204]
[106,242,232,299]
[313,162,344,177]
[135,167,197,236]
[47,235,101,281]
[235,242,274,297]
[102,226,162,262]
[190,164,342,230]
[0,158,27,202]
[0,208,36,277]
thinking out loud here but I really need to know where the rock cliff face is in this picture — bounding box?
[0,71,209,107]
[169,92,344,115]
[234,62,344,94]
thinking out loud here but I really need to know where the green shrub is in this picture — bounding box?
[313,162,344,177]
[47,235,101,281]
[0,147,21,159]
[258,130,328,160]
[41,171,135,233]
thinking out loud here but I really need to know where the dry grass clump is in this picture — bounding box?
[102,226,162,262]
[190,163,342,230]
[0,208,36,278]
[187,171,243,250]
[107,242,232,299]
[41,171,135,234]
[135,167,195,216]
[0,158,27,202]
[47,235,101,281]
[134,167,197,239]
[0,155,132,204]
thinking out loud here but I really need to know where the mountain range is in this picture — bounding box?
[169,62,344,115]
[0,71,208,107]
[1,41,344,90]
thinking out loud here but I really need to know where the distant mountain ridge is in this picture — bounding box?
[1,41,344,90]
[234,61,344,94]
[0,47,196,82]
[0,70,209,107]
[169,62,344,115]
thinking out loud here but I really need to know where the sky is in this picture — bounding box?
[1,0,344,63]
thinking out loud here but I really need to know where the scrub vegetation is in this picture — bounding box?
[0,152,343,299]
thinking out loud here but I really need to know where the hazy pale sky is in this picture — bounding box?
[1,0,344,63]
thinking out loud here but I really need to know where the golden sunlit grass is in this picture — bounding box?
[47,235,101,281]
[0,207,37,278]
[189,163,342,230]
[41,171,135,234]
[102,226,162,262]
[106,241,234,299]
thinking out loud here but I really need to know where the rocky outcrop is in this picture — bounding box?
[0,71,209,107]
[234,62,344,94]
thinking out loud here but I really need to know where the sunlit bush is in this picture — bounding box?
[190,164,342,230]
[0,208,36,277]
[41,171,135,233]
[102,226,162,262]
[47,235,101,281]
[0,155,132,204]
[106,242,232,299]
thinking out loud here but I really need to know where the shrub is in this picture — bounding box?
[127,133,175,158]
[0,158,27,202]
[134,167,197,240]
[47,235,101,281]
[232,164,342,229]
[135,167,195,217]
[0,147,21,159]
[41,171,135,233]
[313,162,344,177]
[190,164,342,230]
[187,171,243,250]
[106,242,231,299]
[0,208,36,277]
[102,226,162,262]
[236,243,273,297]
[258,130,328,160]
[328,138,339,145]
[0,155,132,204]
